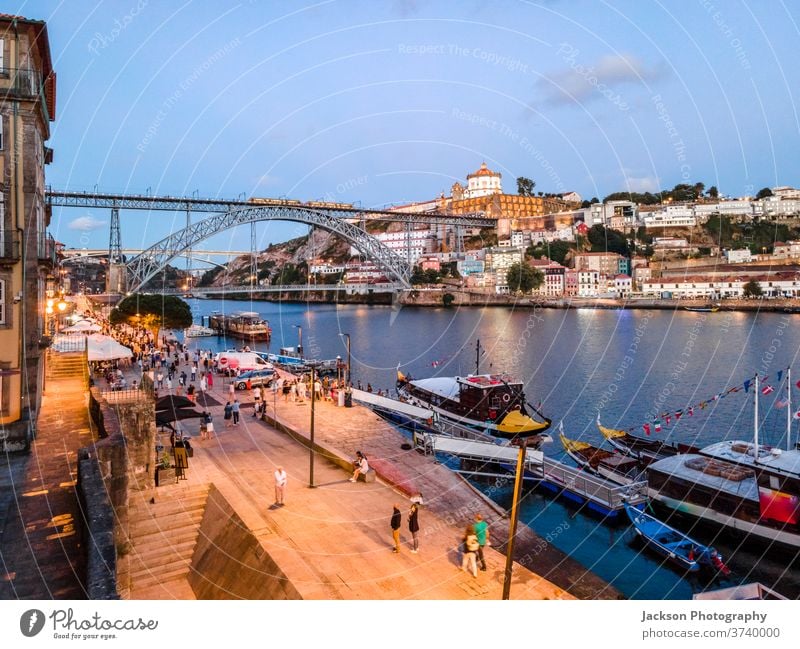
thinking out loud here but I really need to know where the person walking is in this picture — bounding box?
[274,466,287,506]
[156,371,164,388]
[390,505,402,554]
[228,382,235,399]
[461,525,479,577]
[191,366,197,382]
[232,399,240,425]
[473,513,489,571]
[224,401,233,428]
[207,371,213,388]
[253,385,261,406]
[408,503,420,553]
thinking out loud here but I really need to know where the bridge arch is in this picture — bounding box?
[125,205,411,292]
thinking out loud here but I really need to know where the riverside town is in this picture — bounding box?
[0,4,798,638]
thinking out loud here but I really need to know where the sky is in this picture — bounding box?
[15,0,800,253]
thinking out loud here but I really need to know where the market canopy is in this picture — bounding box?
[86,334,133,361]
[156,408,206,428]
[62,320,101,333]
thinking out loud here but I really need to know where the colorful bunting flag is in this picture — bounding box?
[777,370,784,383]
[665,415,671,425]
[775,399,788,409]
[675,411,683,420]
[794,411,800,420]
[643,423,651,436]
[762,385,775,395]
[654,420,662,433]
[796,380,800,390]
[744,379,752,393]
[688,406,694,416]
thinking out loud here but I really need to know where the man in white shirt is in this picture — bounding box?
[274,466,287,506]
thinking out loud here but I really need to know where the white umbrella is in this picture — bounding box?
[86,334,133,361]
[62,321,102,333]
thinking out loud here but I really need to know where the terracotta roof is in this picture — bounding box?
[466,162,501,179]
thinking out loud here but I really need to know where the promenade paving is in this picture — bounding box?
[133,358,616,600]
[0,374,93,599]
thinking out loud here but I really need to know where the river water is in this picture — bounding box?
[184,297,800,599]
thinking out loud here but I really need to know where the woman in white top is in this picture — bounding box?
[274,466,287,505]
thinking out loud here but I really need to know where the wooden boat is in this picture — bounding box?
[559,427,643,485]
[597,416,699,464]
[397,372,550,441]
[684,304,720,313]
[693,582,787,600]
[209,311,271,341]
[624,503,725,573]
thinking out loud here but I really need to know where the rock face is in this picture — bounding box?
[200,229,350,289]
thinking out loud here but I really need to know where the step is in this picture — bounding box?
[129,512,205,537]
[128,538,197,567]
[131,578,196,600]
[129,527,200,552]
[129,556,192,581]
[130,562,193,590]
[128,497,208,520]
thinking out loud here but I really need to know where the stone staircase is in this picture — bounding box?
[46,350,88,383]
[125,483,211,599]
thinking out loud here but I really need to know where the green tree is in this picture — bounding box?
[110,294,192,340]
[590,197,600,204]
[506,262,544,293]
[410,265,426,285]
[516,177,536,196]
[742,279,763,298]
[694,182,705,198]
[423,268,441,284]
[587,224,630,257]
[707,185,719,199]
[756,187,773,199]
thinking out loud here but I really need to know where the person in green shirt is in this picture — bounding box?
[473,513,489,571]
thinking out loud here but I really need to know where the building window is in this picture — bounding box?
[0,278,5,325]
[0,38,4,71]
[0,115,3,150]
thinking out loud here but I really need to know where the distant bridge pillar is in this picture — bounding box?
[107,263,127,294]
[109,207,121,263]
[106,206,126,293]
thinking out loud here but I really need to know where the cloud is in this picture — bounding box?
[624,175,661,193]
[68,216,107,231]
[538,51,667,107]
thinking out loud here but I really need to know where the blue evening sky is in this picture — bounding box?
[15,0,800,252]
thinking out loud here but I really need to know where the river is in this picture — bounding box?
[183,297,800,599]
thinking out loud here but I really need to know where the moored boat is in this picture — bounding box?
[184,323,216,338]
[209,311,271,341]
[684,305,720,313]
[597,416,699,464]
[559,427,643,486]
[396,370,551,442]
[624,504,727,573]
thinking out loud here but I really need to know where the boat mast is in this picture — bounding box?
[754,373,759,463]
[475,339,481,375]
[787,367,793,452]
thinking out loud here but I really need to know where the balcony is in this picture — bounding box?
[0,230,21,262]
[38,233,57,266]
[0,67,52,121]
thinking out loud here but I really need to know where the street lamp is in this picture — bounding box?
[307,360,322,488]
[339,332,351,386]
[292,324,303,357]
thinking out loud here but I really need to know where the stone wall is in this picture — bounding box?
[84,386,156,598]
[76,448,119,599]
[189,485,302,600]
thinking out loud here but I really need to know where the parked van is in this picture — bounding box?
[215,351,273,374]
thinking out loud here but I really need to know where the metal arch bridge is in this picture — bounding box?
[46,189,495,293]
[125,204,417,293]
[44,189,495,227]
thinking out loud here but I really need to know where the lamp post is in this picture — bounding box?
[308,360,321,488]
[339,332,351,386]
[293,324,303,357]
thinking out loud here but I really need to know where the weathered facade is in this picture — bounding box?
[0,17,57,449]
